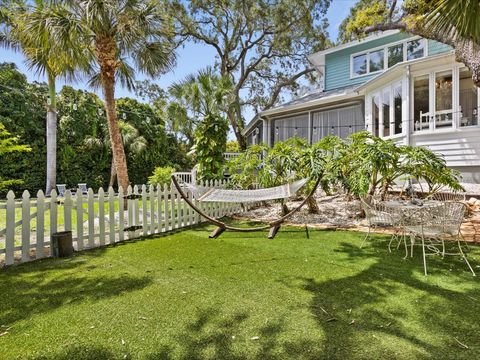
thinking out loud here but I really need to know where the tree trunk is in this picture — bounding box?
[307,196,320,214]
[281,201,289,216]
[45,72,57,196]
[109,160,117,187]
[101,73,130,192]
[227,107,246,150]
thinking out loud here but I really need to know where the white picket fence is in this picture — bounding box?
[0,180,242,266]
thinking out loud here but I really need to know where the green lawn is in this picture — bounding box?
[1,223,479,359]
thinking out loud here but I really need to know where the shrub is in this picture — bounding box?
[148,166,176,188]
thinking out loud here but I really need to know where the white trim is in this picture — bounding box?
[308,30,400,59]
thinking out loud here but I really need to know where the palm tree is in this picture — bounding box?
[0,1,88,195]
[426,0,480,43]
[168,67,234,121]
[55,0,176,191]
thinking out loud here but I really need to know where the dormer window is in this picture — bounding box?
[351,38,426,79]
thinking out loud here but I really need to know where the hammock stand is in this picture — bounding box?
[171,175,321,239]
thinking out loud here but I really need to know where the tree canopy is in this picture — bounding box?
[168,0,331,148]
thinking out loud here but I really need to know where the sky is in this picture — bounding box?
[0,0,356,134]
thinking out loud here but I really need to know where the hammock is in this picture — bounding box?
[171,175,320,239]
[185,179,308,203]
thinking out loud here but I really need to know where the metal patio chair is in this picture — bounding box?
[360,197,400,249]
[56,184,67,197]
[405,202,475,276]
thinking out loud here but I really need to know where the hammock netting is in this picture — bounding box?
[184,178,308,203]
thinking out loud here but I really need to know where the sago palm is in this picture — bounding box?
[0,1,88,195]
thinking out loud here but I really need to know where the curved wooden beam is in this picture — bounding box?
[171,176,321,234]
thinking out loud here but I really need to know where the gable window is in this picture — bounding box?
[369,49,384,72]
[406,39,425,60]
[353,54,367,76]
[388,44,403,67]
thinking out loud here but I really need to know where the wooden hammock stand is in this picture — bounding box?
[171,175,321,239]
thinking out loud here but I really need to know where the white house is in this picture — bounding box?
[243,30,480,183]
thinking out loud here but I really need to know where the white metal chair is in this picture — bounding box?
[405,202,475,276]
[56,184,66,197]
[78,183,88,196]
[360,197,401,249]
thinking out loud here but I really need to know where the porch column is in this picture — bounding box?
[405,65,411,146]
[262,117,269,146]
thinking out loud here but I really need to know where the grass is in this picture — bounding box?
[0,223,479,359]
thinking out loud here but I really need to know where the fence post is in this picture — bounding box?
[98,188,105,246]
[5,191,15,265]
[163,185,169,232]
[108,187,116,244]
[134,185,140,238]
[76,189,83,250]
[36,190,45,259]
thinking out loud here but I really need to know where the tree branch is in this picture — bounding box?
[263,67,315,110]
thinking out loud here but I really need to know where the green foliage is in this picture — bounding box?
[0,63,190,194]
[226,132,463,201]
[226,140,240,153]
[192,114,229,181]
[148,166,176,188]
[0,122,31,189]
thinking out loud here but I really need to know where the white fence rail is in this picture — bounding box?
[0,180,241,267]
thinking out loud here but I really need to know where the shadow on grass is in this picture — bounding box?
[301,239,480,359]
[0,250,152,326]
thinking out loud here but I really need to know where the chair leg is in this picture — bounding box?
[421,235,428,276]
[457,238,476,276]
[403,233,408,259]
[360,227,371,249]
[388,233,394,253]
[410,234,415,258]
[460,233,470,251]
[441,239,445,258]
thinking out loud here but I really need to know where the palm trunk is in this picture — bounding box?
[101,73,130,192]
[45,72,57,196]
[109,160,117,187]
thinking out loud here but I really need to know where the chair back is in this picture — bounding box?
[78,183,88,195]
[56,184,66,197]
[428,191,466,202]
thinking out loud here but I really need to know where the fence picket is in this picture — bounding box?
[64,190,72,231]
[149,185,155,235]
[21,191,31,262]
[108,187,115,245]
[118,187,125,242]
[134,185,140,238]
[5,191,15,265]
[87,188,95,248]
[163,185,169,232]
[169,186,175,230]
[98,188,105,246]
[142,185,148,236]
[127,186,134,239]
[36,190,45,259]
[50,190,58,257]
[76,189,83,250]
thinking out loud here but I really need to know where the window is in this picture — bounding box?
[406,39,424,60]
[382,89,390,137]
[372,95,380,137]
[353,54,367,76]
[369,49,384,72]
[351,38,427,78]
[459,68,479,127]
[388,44,403,67]
[393,84,402,134]
[414,75,430,131]
[273,114,309,143]
[434,70,453,128]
